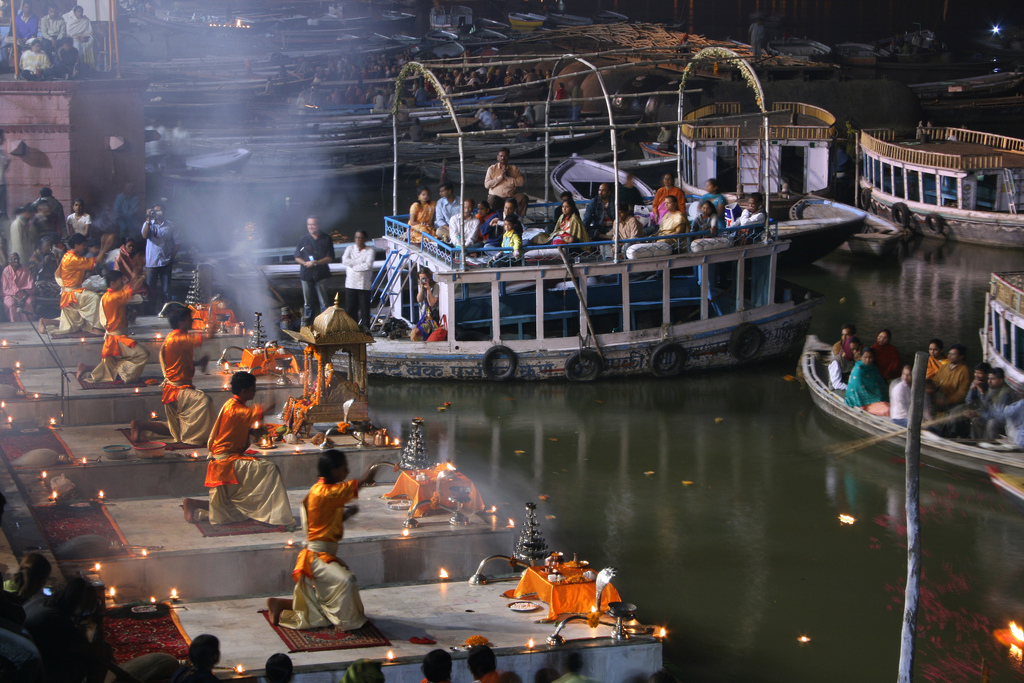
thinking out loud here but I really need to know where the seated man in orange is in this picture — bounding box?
[76,269,149,384]
[37,233,103,336]
[267,449,379,630]
[183,371,295,527]
[129,306,214,447]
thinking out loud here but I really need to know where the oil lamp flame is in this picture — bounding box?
[98,490,105,499]
[109,587,116,598]
[797,635,811,643]
[839,514,856,525]
[15,361,20,368]
[445,462,456,471]
[49,418,56,425]
[82,458,87,465]
[51,491,57,500]
[150,596,156,603]
[527,638,534,648]
[150,412,158,419]
[286,539,293,546]
[41,471,47,478]
[507,518,515,528]
[402,529,410,537]
[659,627,667,638]
[439,568,449,579]
[253,421,260,429]
[141,549,148,556]
[170,588,178,599]
[1011,621,1024,641]
[386,651,395,661]
[235,665,245,674]
[94,563,101,571]
[1011,644,1023,663]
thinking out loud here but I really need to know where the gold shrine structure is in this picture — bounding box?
[282,296,373,436]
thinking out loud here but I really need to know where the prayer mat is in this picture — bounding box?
[188,513,289,537]
[260,610,391,653]
[30,501,132,558]
[117,427,193,451]
[0,427,73,467]
[49,330,105,339]
[104,603,191,663]
[0,367,27,395]
[76,375,162,390]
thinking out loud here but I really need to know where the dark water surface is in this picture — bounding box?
[363,239,1024,683]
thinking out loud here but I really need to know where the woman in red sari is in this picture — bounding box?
[870,329,902,382]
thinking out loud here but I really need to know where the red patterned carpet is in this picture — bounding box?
[30,501,132,558]
[0,427,73,467]
[105,603,190,663]
[260,610,391,653]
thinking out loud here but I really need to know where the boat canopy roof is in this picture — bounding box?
[861,126,1024,171]
[679,101,836,143]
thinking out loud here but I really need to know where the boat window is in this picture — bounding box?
[859,154,869,183]
[744,256,771,308]
[893,166,905,198]
[922,173,938,205]
[629,271,664,330]
[872,158,882,189]
[906,170,920,202]
[499,281,536,341]
[993,310,1002,355]
[707,261,738,318]
[669,266,703,322]
[1005,318,1014,364]
[975,174,999,211]
[1016,324,1024,371]
[940,176,958,208]
[715,146,738,193]
[780,147,806,194]
[881,163,892,194]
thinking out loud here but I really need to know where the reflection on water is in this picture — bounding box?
[364,239,1024,682]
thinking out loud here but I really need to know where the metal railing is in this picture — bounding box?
[861,130,1003,171]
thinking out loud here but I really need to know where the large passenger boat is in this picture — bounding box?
[982,272,1024,392]
[858,125,1024,248]
[364,204,823,381]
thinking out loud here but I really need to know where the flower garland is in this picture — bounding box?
[463,635,492,648]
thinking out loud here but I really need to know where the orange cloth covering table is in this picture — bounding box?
[503,564,622,622]
[382,466,485,518]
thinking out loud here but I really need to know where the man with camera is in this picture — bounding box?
[141,204,175,312]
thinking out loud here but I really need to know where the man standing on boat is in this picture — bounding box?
[749,17,766,58]
[294,215,335,326]
[484,148,527,218]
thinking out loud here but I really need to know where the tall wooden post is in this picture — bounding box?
[110,0,121,77]
[897,351,927,682]
[10,9,19,79]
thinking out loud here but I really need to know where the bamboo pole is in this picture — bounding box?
[11,8,19,80]
[898,351,927,683]
[110,0,121,78]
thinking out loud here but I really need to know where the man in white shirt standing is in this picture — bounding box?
[341,230,374,330]
[141,204,175,311]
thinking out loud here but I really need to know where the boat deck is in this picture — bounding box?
[895,140,1024,167]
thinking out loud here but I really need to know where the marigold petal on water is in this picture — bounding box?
[714,417,725,424]
[514,450,526,454]
[681,480,694,486]
[549,438,558,441]
[538,495,550,501]
[644,471,655,476]
[545,515,556,520]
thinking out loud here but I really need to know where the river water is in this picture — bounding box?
[362,238,1024,683]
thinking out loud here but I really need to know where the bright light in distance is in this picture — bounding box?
[839,514,856,525]
[992,25,1001,34]
[797,635,811,643]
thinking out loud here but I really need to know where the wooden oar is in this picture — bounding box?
[826,412,961,458]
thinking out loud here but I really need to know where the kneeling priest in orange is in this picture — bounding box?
[77,269,149,384]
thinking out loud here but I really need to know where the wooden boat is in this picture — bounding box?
[546,13,593,27]
[908,71,1024,100]
[982,272,1024,394]
[429,4,472,31]
[790,196,907,258]
[800,336,1024,475]
[508,12,545,32]
[773,207,864,266]
[476,17,510,31]
[973,26,1024,60]
[833,42,890,66]
[594,10,629,24]
[183,148,253,174]
[417,151,614,186]
[550,157,655,202]
[767,38,831,58]
[365,201,823,381]
[859,124,1024,248]
[988,466,1024,515]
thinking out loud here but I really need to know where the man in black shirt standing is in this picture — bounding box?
[294,215,334,325]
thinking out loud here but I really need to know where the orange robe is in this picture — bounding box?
[157,329,214,446]
[55,252,96,309]
[291,478,358,582]
[204,396,262,487]
[100,287,136,357]
[160,329,204,404]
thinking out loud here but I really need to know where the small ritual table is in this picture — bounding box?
[382,467,485,518]
[503,564,622,622]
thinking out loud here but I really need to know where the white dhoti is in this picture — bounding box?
[85,334,150,384]
[165,387,214,445]
[46,290,101,335]
[279,540,366,631]
[207,457,295,526]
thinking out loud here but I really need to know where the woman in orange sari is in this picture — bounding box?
[408,187,436,244]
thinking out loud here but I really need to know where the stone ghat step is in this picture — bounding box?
[8,424,402,499]
[70,491,513,600]
[0,318,254,370]
[5,369,299,427]
[168,582,661,682]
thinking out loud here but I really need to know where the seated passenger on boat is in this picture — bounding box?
[651,173,686,227]
[499,214,523,261]
[442,198,480,248]
[965,363,993,408]
[475,200,501,246]
[869,329,902,382]
[583,183,616,239]
[595,202,643,243]
[434,183,459,234]
[656,125,676,152]
[538,198,586,245]
[844,348,890,413]
[183,371,295,528]
[700,179,728,228]
[76,269,150,385]
[828,335,863,391]
[971,397,1024,449]
[267,449,379,631]
[969,369,1021,440]
[889,365,933,427]
[408,187,437,245]
[734,193,767,227]
[484,148,527,218]
[832,324,859,362]
[38,234,103,336]
[618,174,645,211]
[926,338,947,379]
[691,200,719,235]
[655,196,689,245]
[932,344,971,408]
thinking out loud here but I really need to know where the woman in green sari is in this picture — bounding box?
[844,348,889,410]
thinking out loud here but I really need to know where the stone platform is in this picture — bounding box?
[172,580,662,683]
[8,425,402,499]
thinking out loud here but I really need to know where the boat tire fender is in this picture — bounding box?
[890,202,913,231]
[924,213,946,236]
[564,349,602,382]
[481,345,518,381]
[859,187,873,212]
[650,342,687,378]
[728,323,763,362]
